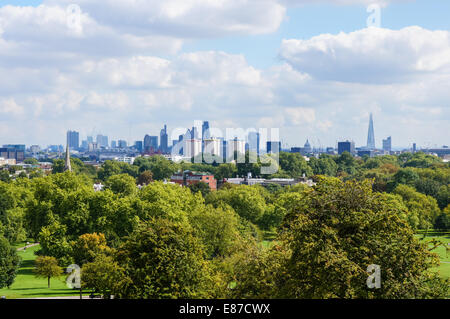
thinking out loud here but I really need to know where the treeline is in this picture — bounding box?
[0,169,449,297]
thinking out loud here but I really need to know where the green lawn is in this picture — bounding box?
[0,245,87,299]
[416,231,450,280]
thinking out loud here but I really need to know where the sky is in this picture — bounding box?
[0,0,449,150]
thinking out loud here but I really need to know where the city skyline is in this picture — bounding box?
[0,1,449,148]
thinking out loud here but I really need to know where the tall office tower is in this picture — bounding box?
[111,140,117,148]
[160,125,169,153]
[382,136,392,152]
[118,140,127,148]
[144,135,158,152]
[66,130,79,150]
[135,141,143,152]
[203,138,222,157]
[413,143,417,153]
[190,126,199,140]
[202,121,210,140]
[184,139,202,158]
[338,140,355,155]
[96,134,109,148]
[248,131,260,156]
[87,136,94,143]
[267,141,281,154]
[228,138,246,157]
[367,113,376,150]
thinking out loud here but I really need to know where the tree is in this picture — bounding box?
[0,170,10,182]
[232,177,448,298]
[434,209,450,231]
[81,254,126,299]
[105,174,137,196]
[214,163,237,181]
[0,236,21,289]
[34,256,63,288]
[114,218,214,299]
[133,156,179,181]
[278,152,312,178]
[137,170,153,186]
[188,181,211,198]
[24,158,39,165]
[206,185,267,226]
[71,233,111,266]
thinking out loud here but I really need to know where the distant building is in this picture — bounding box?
[96,134,109,148]
[203,138,222,157]
[135,141,143,152]
[67,130,79,150]
[382,136,392,152]
[30,145,41,154]
[184,139,202,158]
[357,149,374,157]
[367,113,376,150]
[118,140,127,148]
[171,170,217,190]
[413,143,417,153]
[338,141,355,155]
[144,135,158,153]
[248,131,260,156]
[228,138,246,159]
[160,125,169,153]
[267,141,281,154]
[111,140,117,148]
[1,145,25,162]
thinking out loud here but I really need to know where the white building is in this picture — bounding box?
[227,138,245,158]
[203,138,222,157]
[116,157,135,165]
[184,139,202,158]
[0,157,16,166]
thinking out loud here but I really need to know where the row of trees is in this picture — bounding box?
[1,169,448,297]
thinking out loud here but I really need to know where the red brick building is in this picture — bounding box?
[170,170,217,191]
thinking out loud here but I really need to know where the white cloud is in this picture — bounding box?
[280,26,450,83]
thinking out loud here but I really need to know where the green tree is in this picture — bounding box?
[71,233,111,266]
[114,218,214,299]
[214,163,237,181]
[81,254,126,299]
[133,156,179,181]
[34,256,63,288]
[233,177,448,298]
[0,236,21,289]
[105,174,137,196]
[188,181,211,198]
[137,170,153,186]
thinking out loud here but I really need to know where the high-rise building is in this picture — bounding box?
[382,136,392,152]
[96,134,109,148]
[144,135,158,152]
[67,130,79,150]
[228,138,246,160]
[118,140,127,148]
[135,141,143,152]
[202,121,210,140]
[267,141,281,154]
[413,143,417,153]
[247,131,260,156]
[203,138,222,157]
[338,140,355,155]
[111,140,117,148]
[160,125,169,153]
[367,113,375,150]
[184,139,202,158]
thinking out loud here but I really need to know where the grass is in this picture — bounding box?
[415,231,450,280]
[0,245,88,299]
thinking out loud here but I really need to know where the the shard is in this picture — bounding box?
[367,113,375,150]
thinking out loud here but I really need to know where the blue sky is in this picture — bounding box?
[0,0,449,149]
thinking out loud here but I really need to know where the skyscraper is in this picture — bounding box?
[202,121,210,140]
[160,125,169,153]
[382,136,392,152]
[367,113,375,150]
[67,130,79,150]
[248,131,260,156]
[338,140,355,155]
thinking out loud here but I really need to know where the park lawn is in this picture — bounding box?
[0,245,88,299]
[415,232,450,280]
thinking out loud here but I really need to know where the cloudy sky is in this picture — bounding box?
[0,0,449,149]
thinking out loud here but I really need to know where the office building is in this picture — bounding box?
[144,135,158,152]
[160,125,169,153]
[367,113,376,150]
[134,141,143,152]
[67,130,79,150]
[267,141,281,154]
[96,134,109,148]
[382,136,392,152]
[248,131,260,156]
[184,139,202,158]
[118,140,127,148]
[338,140,355,155]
